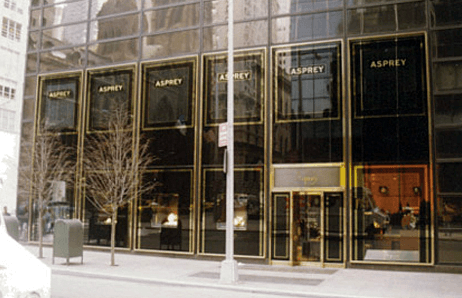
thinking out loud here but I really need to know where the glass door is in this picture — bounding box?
[292,192,322,264]
[272,191,344,265]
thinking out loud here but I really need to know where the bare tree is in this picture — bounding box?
[18,124,74,258]
[83,104,156,266]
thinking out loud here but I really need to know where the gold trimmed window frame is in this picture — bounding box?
[140,56,198,131]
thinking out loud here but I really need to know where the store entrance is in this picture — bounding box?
[271,191,344,265]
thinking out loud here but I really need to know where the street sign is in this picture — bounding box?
[218,122,227,147]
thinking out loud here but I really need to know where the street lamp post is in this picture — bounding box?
[220,0,238,284]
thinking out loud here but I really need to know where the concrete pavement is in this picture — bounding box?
[24,245,462,298]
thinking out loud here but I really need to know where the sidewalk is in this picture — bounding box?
[25,245,462,298]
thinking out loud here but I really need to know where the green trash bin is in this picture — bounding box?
[53,219,83,265]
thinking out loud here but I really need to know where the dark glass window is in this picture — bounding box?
[434,94,462,126]
[436,128,462,159]
[143,60,195,129]
[88,69,133,131]
[437,163,462,193]
[433,29,462,59]
[437,196,462,264]
[273,43,342,164]
[40,76,80,132]
[203,51,264,125]
[431,0,462,27]
[275,43,340,121]
[351,36,427,118]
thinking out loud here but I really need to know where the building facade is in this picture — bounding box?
[21,0,462,270]
[0,0,29,215]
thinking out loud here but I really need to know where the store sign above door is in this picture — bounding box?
[273,166,342,188]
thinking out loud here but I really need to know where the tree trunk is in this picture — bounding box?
[110,208,118,266]
[38,205,44,259]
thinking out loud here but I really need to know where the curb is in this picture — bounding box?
[51,268,359,298]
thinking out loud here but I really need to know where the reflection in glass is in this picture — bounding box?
[83,197,130,248]
[351,36,426,118]
[31,180,76,244]
[27,53,38,73]
[24,76,37,97]
[138,170,192,251]
[90,14,139,42]
[352,166,431,263]
[30,10,41,29]
[88,38,138,65]
[436,128,462,159]
[397,2,426,30]
[437,196,462,264]
[437,163,462,194]
[273,43,342,164]
[293,193,321,262]
[201,169,263,256]
[144,0,189,9]
[28,32,39,51]
[432,29,462,59]
[434,95,462,126]
[142,30,199,60]
[144,61,194,128]
[203,51,264,124]
[273,0,342,14]
[23,98,36,123]
[272,193,290,260]
[143,4,199,34]
[272,12,342,44]
[204,0,268,24]
[42,1,90,28]
[434,62,462,91]
[88,69,133,130]
[39,48,85,72]
[430,0,462,27]
[91,0,141,18]
[275,43,340,121]
[203,21,268,51]
[347,5,396,35]
[42,23,87,49]
[40,76,79,131]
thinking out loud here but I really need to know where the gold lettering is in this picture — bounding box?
[98,84,124,93]
[217,71,252,82]
[154,78,184,88]
[370,59,408,69]
[48,90,72,99]
[290,65,326,76]
[302,176,318,186]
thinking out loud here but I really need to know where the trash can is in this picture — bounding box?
[53,219,83,265]
[3,215,19,241]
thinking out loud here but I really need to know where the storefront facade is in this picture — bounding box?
[21,0,462,270]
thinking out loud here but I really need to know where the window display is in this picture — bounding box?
[352,165,431,263]
[137,170,192,252]
[201,169,263,256]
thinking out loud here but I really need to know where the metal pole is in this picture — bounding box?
[220,0,238,283]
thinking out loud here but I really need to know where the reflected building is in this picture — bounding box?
[20,0,462,271]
